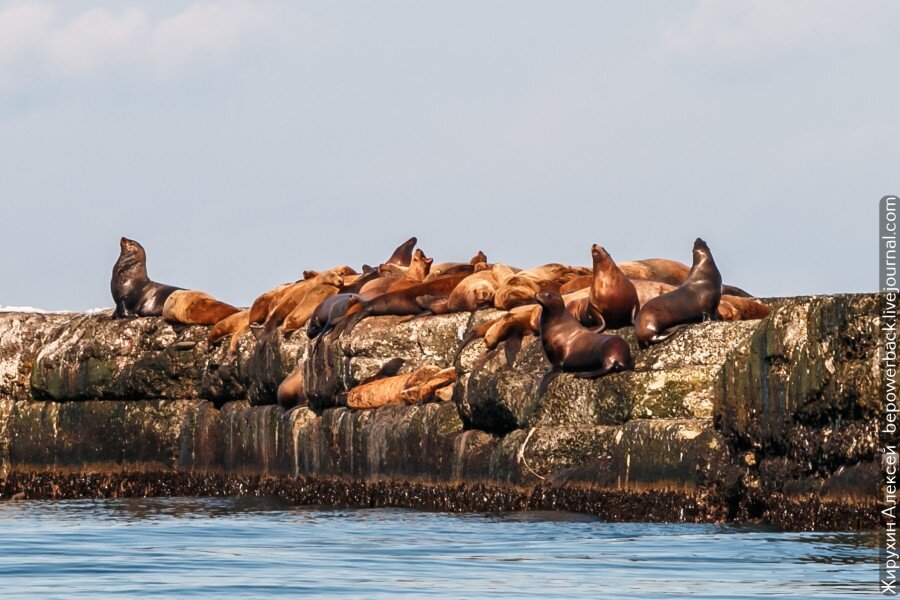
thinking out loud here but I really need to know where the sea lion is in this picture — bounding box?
[277,364,306,411]
[619,259,689,286]
[456,288,590,365]
[585,244,639,331]
[634,238,723,349]
[281,284,341,334]
[494,274,561,310]
[518,263,591,283]
[385,236,417,267]
[162,290,240,326]
[208,308,251,352]
[111,237,183,318]
[443,269,499,312]
[343,273,470,331]
[427,250,489,280]
[341,364,455,410]
[307,293,363,338]
[559,275,591,295]
[248,282,294,326]
[536,289,632,382]
[260,270,344,334]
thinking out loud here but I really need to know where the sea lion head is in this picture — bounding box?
[591,244,611,265]
[115,237,148,273]
[318,270,344,288]
[409,249,433,279]
[469,251,488,265]
[693,238,710,258]
[535,290,565,312]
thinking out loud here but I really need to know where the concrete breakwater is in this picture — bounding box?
[0,294,882,530]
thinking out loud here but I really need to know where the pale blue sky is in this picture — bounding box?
[1,1,897,310]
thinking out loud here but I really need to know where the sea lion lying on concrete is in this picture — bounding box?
[635,238,723,348]
[427,251,489,280]
[307,293,363,339]
[341,365,456,410]
[162,290,240,326]
[111,237,183,318]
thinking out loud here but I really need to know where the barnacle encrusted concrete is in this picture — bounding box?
[0,293,882,530]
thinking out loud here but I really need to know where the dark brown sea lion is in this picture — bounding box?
[634,238,723,349]
[385,236,417,267]
[307,293,363,338]
[111,237,182,318]
[631,280,769,321]
[536,290,632,387]
[585,244,639,331]
[162,290,240,326]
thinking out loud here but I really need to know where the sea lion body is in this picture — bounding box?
[277,365,306,410]
[111,237,183,318]
[586,245,639,331]
[635,238,723,348]
[446,270,499,312]
[162,290,240,326]
[537,290,632,377]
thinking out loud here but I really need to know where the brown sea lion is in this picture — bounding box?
[307,293,363,338]
[518,263,591,283]
[455,289,590,365]
[585,245,639,331]
[281,284,341,334]
[162,290,240,326]
[344,273,470,331]
[277,365,305,410]
[111,237,183,318]
[260,271,344,334]
[385,236,417,267]
[248,282,294,326]
[536,289,632,398]
[635,238,723,349]
[208,308,251,352]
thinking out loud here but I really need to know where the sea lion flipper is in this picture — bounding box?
[652,324,688,344]
[503,330,524,366]
[536,369,559,399]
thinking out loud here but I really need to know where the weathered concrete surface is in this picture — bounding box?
[0,293,882,529]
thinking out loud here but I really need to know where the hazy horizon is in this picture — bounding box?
[1,1,897,311]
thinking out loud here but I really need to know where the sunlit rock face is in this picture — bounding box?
[0,294,882,529]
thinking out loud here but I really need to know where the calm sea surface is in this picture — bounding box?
[0,496,878,599]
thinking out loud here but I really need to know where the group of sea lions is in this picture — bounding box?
[110,235,770,411]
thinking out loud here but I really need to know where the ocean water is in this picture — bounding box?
[0,497,878,599]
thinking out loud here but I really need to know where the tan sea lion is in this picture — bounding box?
[281,284,341,334]
[443,269,499,312]
[261,270,344,334]
[635,238,723,349]
[208,308,251,352]
[427,250,489,280]
[342,364,455,410]
[162,290,240,326]
[111,237,182,318]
